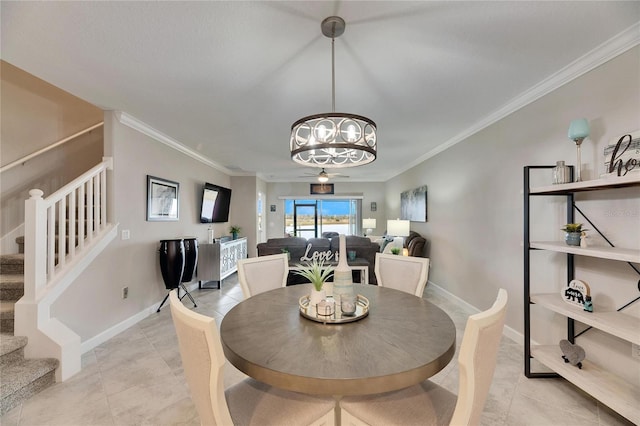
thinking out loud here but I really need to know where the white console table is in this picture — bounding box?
[198,237,247,289]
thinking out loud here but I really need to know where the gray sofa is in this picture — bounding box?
[257,235,380,285]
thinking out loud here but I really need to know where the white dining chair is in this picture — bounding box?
[374,252,430,297]
[169,290,336,426]
[237,253,289,299]
[339,288,508,426]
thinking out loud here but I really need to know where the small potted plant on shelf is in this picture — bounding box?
[561,223,588,247]
[293,258,334,306]
[229,225,241,240]
[390,247,401,255]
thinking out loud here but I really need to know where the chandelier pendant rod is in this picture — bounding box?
[331,36,336,113]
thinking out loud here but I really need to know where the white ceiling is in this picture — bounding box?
[2,1,639,182]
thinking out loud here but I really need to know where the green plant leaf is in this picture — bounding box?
[292,259,334,291]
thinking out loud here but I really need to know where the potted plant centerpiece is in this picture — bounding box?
[562,223,587,246]
[293,258,334,306]
[229,225,241,240]
[390,247,401,255]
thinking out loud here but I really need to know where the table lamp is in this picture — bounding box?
[387,219,410,254]
[363,218,376,236]
[568,118,590,182]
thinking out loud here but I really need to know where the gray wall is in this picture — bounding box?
[230,176,258,257]
[0,60,104,244]
[385,47,640,381]
[51,111,232,341]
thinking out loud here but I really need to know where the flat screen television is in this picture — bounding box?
[200,183,232,223]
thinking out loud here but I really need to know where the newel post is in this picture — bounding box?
[24,189,47,301]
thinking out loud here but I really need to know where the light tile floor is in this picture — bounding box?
[1,277,634,426]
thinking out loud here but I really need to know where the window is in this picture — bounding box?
[284,198,362,237]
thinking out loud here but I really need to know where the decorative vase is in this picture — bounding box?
[232,232,238,240]
[552,160,571,184]
[309,288,326,306]
[333,234,354,302]
[565,232,581,246]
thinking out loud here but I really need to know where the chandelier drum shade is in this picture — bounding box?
[290,16,377,168]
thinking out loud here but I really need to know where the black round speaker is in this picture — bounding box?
[181,238,198,283]
[159,239,185,290]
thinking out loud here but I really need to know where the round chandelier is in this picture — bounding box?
[290,16,377,168]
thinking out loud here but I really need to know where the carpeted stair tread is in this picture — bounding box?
[0,275,24,302]
[0,302,15,318]
[0,358,58,395]
[0,254,24,274]
[0,254,25,265]
[0,358,58,415]
[0,275,24,286]
[0,301,15,332]
[0,334,27,367]
[0,334,26,357]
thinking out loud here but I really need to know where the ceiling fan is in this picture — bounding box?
[299,168,350,182]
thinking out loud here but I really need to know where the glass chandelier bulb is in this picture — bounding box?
[315,125,327,141]
[346,124,356,142]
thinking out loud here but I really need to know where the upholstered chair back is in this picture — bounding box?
[237,253,288,299]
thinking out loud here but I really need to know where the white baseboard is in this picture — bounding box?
[427,280,524,347]
[80,302,159,353]
[79,280,203,353]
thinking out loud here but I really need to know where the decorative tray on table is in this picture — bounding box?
[298,294,370,324]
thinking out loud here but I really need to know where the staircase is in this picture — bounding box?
[1,237,58,415]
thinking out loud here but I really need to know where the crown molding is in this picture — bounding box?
[389,22,640,181]
[115,111,233,175]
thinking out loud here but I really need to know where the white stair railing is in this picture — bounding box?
[16,156,117,381]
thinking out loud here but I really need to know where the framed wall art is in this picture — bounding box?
[400,185,427,222]
[147,175,179,221]
[310,183,334,195]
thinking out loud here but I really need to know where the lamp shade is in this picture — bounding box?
[362,218,376,229]
[387,219,410,237]
[568,119,590,140]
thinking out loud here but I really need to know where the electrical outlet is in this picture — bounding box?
[122,287,129,299]
[632,343,640,359]
[121,230,130,240]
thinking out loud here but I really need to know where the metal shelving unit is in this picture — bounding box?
[523,167,640,424]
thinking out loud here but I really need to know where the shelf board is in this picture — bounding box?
[530,241,640,263]
[530,294,640,344]
[530,173,640,195]
[531,345,640,424]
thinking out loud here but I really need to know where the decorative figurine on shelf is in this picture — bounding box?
[560,339,586,369]
[562,279,590,308]
[583,295,593,312]
[580,231,588,248]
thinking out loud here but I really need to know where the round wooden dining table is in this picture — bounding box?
[220,284,456,396]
